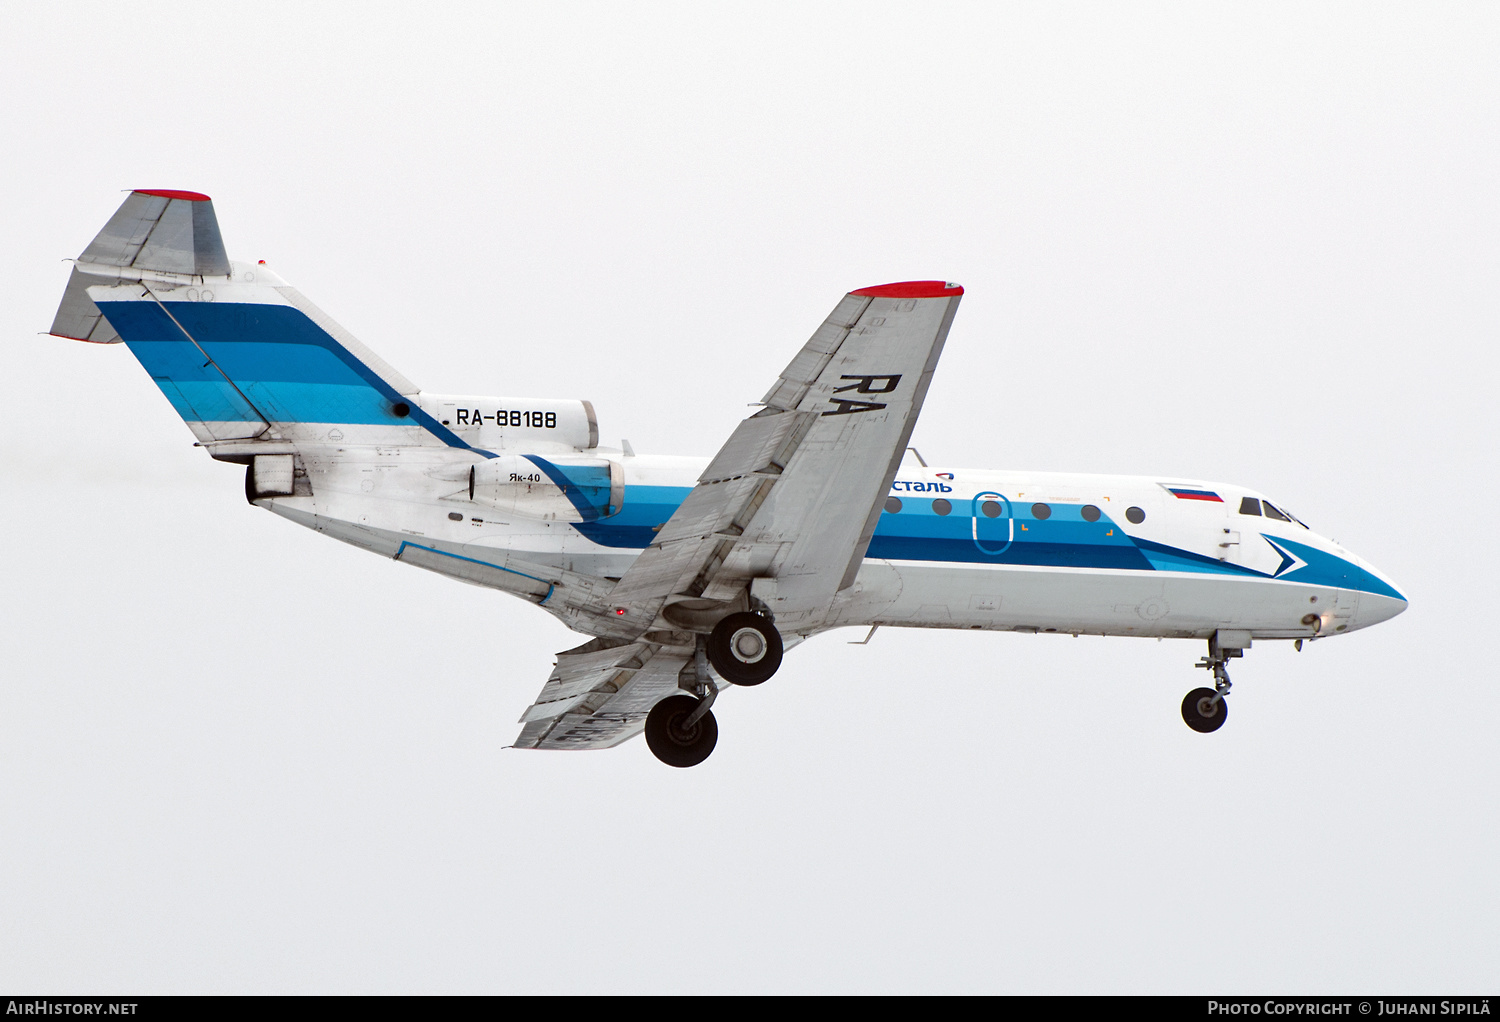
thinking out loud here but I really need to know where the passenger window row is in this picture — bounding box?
[883,498,1146,524]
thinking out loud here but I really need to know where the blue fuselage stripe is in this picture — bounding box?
[98,300,480,450]
[573,484,1397,597]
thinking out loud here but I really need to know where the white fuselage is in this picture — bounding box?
[260,446,1408,645]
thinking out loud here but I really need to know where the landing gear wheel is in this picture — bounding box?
[1181,687,1228,733]
[645,695,718,767]
[706,612,783,686]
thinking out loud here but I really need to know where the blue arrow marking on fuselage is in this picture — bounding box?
[1262,536,1304,578]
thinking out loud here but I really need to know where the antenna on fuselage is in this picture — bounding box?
[905,447,928,467]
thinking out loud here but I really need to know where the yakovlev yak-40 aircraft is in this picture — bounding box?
[49,190,1408,766]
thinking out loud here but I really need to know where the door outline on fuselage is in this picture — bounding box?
[972,491,1013,556]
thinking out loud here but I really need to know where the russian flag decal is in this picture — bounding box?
[1167,487,1223,502]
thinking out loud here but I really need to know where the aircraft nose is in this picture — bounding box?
[1353,589,1409,630]
[1348,557,1408,631]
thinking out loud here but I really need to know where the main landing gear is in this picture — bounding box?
[1181,633,1246,734]
[645,694,719,768]
[706,611,783,686]
[646,634,722,768]
[645,611,785,767]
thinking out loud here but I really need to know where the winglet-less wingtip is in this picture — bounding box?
[850,280,963,298]
[133,188,212,201]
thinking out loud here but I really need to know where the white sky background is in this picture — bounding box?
[1,2,1495,993]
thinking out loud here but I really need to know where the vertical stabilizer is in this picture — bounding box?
[48,190,487,455]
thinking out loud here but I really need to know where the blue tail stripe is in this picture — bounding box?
[98,300,485,452]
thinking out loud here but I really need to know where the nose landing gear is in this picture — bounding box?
[1181,686,1228,733]
[1181,633,1246,734]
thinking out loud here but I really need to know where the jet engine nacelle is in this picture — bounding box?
[468,455,623,522]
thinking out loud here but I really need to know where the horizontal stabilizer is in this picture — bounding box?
[50,267,121,342]
[50,189,228,343]
[50,189,480,452]
[81,189,229,277]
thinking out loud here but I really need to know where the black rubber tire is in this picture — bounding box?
[645,695,718,767]
[1181,687,1229,733]
[706,612,783,686]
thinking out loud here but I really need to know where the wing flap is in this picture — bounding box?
[699,410,806,483]
[512,642,689,750]
[518,641,650,722]
[759,294,871,409]
[608,474,768,604]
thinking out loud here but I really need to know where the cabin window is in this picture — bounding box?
[1081,504,1101,522]
[1239,497,1262,516]
[1126,506,1146,524]
[981,500,1003,519]
[932,498,952,516]
[1031,502,1051,520]
[1262,500,1291,522]
[447,512,463,521]
[884,496,903,513]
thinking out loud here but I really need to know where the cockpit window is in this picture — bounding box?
[1239,497,1261,516]
[1261,500,1291,523]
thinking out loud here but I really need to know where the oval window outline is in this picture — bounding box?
[1081,504,1101,523]
[932,498,952,516]
[971,491,1013,556]
[1031,502,1051,520]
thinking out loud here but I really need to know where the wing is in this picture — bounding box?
[610,281,962,620]
[515,280,961,753]
[511,638,691,750]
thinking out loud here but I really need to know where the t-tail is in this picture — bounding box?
[48,189,476,464]
[49,190,606,502]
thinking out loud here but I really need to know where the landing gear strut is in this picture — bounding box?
[646,636,720,767]
[1181,634,1244,734]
